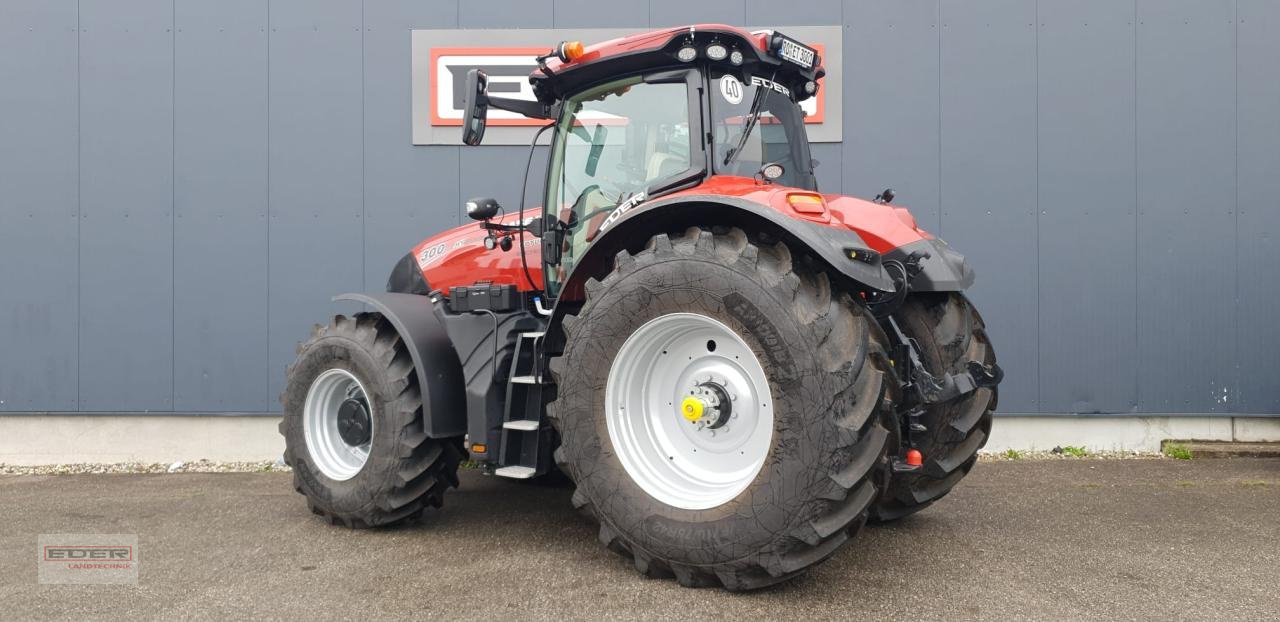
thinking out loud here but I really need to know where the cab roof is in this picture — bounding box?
[528,24,825,104]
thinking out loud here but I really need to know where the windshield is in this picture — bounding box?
[544,74,693,296]
[709,70,816,189]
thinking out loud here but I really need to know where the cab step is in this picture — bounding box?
[497,330,552,478]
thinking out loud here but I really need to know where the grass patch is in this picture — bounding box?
[1058,445,1088,458]
[1002,449,1025,460]
[1162,443,1193,460]
[1239,480,1269,488]
[1176,480,1197,488]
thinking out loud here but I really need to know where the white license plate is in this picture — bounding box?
[777,38,815,68]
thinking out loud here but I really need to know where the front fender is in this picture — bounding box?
[333,292,466,438]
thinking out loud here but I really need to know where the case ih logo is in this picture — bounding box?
[428,46,826,127]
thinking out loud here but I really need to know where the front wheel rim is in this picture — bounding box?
[303,369,373,481]
[605,313,774,510]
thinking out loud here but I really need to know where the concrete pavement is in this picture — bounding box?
[2,458,1277,620]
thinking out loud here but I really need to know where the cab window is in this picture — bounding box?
[544,75,693,296]
[709,71,816,190]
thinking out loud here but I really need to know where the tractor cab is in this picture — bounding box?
[460,25,826,297]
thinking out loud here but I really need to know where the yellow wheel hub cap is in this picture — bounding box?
[680,396,705,422]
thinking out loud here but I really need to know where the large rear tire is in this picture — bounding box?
[281,313,463,528]
[547,227,896,590]
[871,293,997,522]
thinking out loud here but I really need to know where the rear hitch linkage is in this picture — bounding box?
[883,315,1004,473]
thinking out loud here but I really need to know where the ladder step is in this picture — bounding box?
[510,375,539,384]
[494,466,537,479]
[520,331,545,339]
[503,420,539,431]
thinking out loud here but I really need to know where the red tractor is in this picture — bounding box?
[281,25,1001,590]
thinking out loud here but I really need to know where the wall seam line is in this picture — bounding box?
[936,0,943,238]
[76,0,82,412]
[1133,0,1140,412]
[266,0,272,411]
[1232,0,1240,411]
[361,0,366,294]
[171,0,177,411]
[1034,0,1041,412]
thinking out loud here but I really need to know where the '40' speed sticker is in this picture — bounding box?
[719,74,744,105]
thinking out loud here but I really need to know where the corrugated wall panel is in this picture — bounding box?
[1134,0,1237,413]
[843,0,941,232]
[460,0,553,29]
[938,0,1039,412]
[0,1,79,410]
[2,0,1278,416]
[555,0,648,28]
[650,0,745,28]
[1235,0,1280,413]
[173,0,269,411]
[362,0,460,293]
[747,0,840,26]
[77,0,175,411]
[1036,0,1138,414]
[266,0,365,407]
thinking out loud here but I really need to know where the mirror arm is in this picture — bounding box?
[486,95,558,121]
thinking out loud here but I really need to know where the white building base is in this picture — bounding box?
[984,416,1280,453]
[0,414,1277,466]
[0,415,284,466]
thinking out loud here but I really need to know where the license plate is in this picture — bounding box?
[776,37,815,69]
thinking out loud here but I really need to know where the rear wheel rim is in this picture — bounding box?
[605,313,774,510]
[303,369,373,481]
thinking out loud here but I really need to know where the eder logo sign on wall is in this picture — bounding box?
[411,27,843,145]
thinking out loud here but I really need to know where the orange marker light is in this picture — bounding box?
[470,443,487,454]
[786,192,827,215]
[559,40,585,62]
[905,449,923,467]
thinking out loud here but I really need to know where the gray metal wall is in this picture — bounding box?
[2,0,1277,416]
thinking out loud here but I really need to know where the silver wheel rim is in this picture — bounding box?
[303,368,373,481]
[605,313,774,510]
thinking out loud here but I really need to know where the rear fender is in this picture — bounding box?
[333,292,466,438]
[556,196,896,305]
[883,239,975,292]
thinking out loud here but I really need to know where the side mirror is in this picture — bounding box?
[461,69,489,146]
[465,197,500,221]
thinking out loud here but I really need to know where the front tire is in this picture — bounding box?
[281,313,463,528]
[547,227,896,590]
